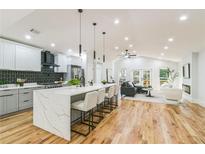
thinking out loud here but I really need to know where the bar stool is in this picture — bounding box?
[104,86,115,113]
[92,88,106,123]
[71,91,98,136]
[113,85,119,108]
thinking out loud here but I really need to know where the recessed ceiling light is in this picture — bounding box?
[114,19,120,24]
[124,37,129,41]
[25,35,31,40]
[168,38,174,42]
[129,44,133,48]
[164,46,168,50]
[51,43,55,47]
[161,52,165,56]
[115,46,119,50]
[179,15,188,21]
[133,50,136,53]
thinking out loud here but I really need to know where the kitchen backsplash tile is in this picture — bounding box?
[0,70,65,84]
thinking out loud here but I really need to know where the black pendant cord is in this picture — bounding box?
[102,32,106,63]
[78,9,83,56]
[93,23,97,60]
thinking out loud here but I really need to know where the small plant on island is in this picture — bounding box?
[101,80,107,85]
[68,79,81,86]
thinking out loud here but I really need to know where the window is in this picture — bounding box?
[133,69,152,87]
[133,70,140,84]
[160,68,169,85]
[143,70,151,87]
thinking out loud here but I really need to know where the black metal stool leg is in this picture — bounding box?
[71,110,91,136]
[89,110,91,132]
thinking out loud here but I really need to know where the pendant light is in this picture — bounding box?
[93,23,97,60]
[102,32,106,63]
[78,9,83,56]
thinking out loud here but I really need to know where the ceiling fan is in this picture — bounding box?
[121,49,137,58]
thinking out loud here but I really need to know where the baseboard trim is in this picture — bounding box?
[191,99,205,108]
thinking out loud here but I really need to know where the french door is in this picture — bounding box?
[133,69,152,87]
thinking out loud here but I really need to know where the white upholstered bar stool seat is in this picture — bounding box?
[71,91,98,136]
[98,88,106,105]
[104,86,115,112]
[72,91,98,112]
[92,88,106,122]
[105,86,115,99]
[72,100,85,111]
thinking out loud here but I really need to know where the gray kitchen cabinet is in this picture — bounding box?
[0,86,44,116]
[0,96,6,116]
[16,44,42,72]
[0,89,18,115]
[18,86,44,110]
[5,94,18,114]
[1,39,16,70]
[54,54,68,73]
[0,39,4,68]
[18,88,33,110]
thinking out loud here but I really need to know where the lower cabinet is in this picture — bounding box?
[18,89,33,110]
[0,86,44,116]
[5,94,18,114]
[0,96,6,116]
[0,90,18,116]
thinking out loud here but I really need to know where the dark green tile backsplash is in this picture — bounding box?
[0,69,65,84]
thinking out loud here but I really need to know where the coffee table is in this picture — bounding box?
[142,88,153,97]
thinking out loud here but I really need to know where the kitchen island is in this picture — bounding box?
[33,83,116,141]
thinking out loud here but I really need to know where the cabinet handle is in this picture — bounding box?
[0,94,14,97]
[23,92,30,94]
[24,100,30,102]
[2,89,11,91]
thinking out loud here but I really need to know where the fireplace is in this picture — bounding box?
[182,84,191,95]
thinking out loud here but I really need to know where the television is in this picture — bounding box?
[183,63,190,79]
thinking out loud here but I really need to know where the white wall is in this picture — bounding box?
[85,49,113,83]
[113,56,180,90]
[181,52,198,101]
[197,51,205,106]
[181,53,192,100]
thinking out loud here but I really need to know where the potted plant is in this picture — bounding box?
[16,78,26,87]
[68,79,80,86]
[0,80,8,88]
[101,80,107,85]
[0,80,4,85]
[167,68,179,83]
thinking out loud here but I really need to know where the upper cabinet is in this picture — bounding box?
[55,54,68,73]
[0,39,16,70]
[0,39,4,68]
[16,45,41,71]
[0,38,42,72]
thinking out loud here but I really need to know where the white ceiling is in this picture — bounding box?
[0,9,205,62]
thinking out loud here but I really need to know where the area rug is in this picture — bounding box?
[124,92,178,104]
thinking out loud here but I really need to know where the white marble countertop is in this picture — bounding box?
[0,83,44,91]
[36,83,116,96]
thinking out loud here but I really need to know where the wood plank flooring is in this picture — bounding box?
[0,99,205,144]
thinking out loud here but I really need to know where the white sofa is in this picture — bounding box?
[161,88,183,102]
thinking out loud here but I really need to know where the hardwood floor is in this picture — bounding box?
[0,99,205,144]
